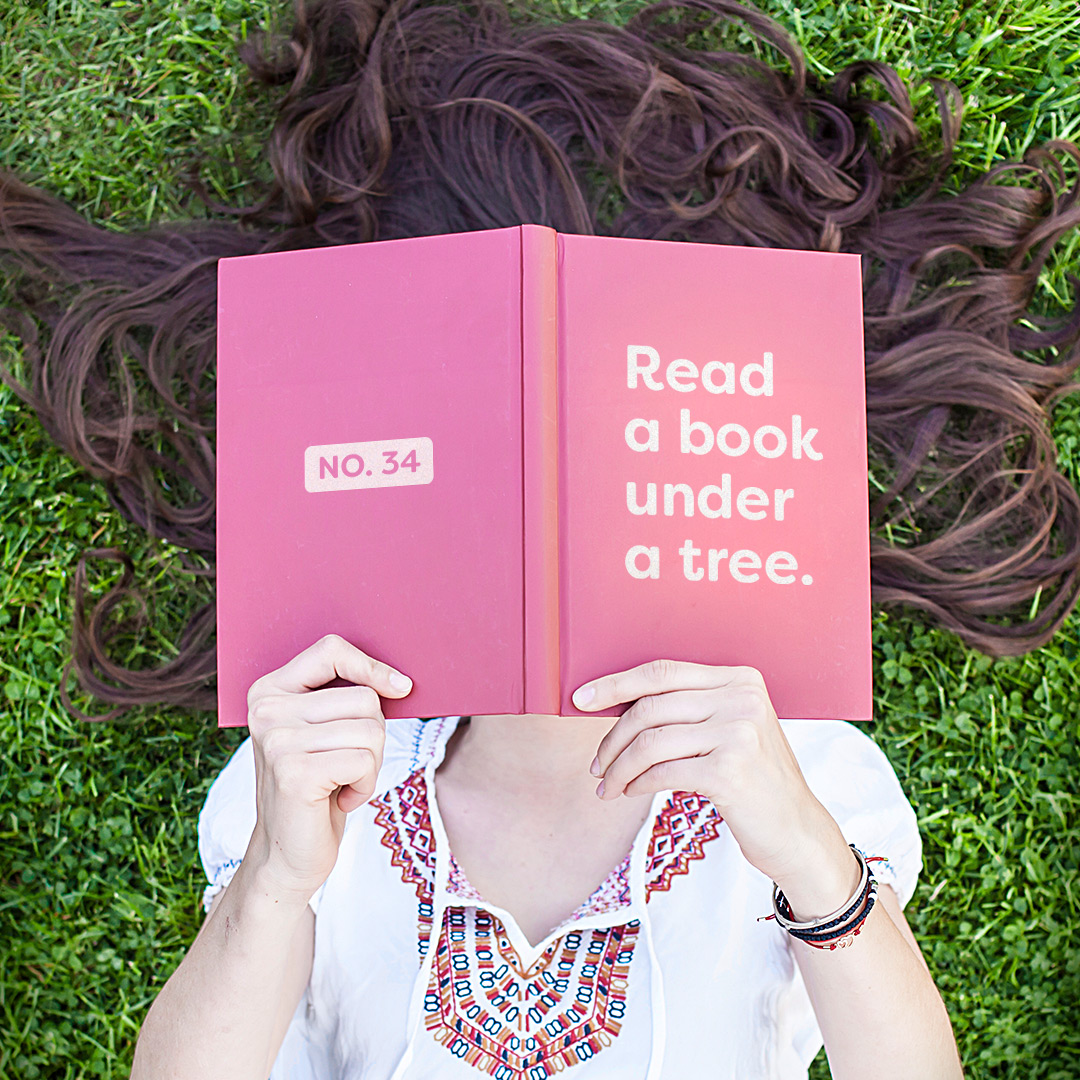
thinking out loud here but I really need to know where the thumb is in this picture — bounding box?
[334,783,371,814]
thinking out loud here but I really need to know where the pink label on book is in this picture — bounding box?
[303,437,434,492]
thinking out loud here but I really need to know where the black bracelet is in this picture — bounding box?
[786,878,879,944]
[758,844,884,950]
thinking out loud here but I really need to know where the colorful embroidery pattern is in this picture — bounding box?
[448,858,485,903]
[371,771,437,904]
[573,853,631,921]
[646,791,724,898]
[370,767,724,1078]
[424,906,639,1078]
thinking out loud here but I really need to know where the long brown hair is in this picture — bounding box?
[2,0,1078,720]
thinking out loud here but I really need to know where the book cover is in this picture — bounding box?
[216,225,870,726]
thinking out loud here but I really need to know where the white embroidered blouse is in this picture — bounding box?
[198,716,922,1080]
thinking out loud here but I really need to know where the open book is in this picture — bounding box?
[216,225,870,725]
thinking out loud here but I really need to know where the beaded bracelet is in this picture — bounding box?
[783,874,874,942]
[789,877,878,949]
[757,845,889,951]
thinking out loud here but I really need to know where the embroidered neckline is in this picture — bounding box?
[392,715,724,917]
[370,761,725,1079]
[372,767,724,926]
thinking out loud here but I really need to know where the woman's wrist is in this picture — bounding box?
[232,846,317,921]
[772,814,863,924]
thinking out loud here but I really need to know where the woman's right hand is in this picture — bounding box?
[242,633,414,905]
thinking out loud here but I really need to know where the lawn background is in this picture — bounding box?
[1,0,1078,1076]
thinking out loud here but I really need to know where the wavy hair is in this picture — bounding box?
[1,0,1079,720]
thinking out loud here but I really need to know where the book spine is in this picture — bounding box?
[520,225,560,716]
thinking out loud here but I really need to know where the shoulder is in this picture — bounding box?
[198,734,256,848]
[779,718,923,908]
[779,718,904,797]
[197,736,258,912]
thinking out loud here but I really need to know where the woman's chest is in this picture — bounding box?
[308,798,793,1080]
[433,780,656,947]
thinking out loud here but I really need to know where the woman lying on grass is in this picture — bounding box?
[3,0,1079,1076]
[135,635,963,1079]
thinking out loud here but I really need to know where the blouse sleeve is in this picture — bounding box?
[779,718,923,909]
[198,736,257,914]
[198,736,338,1080]
[772,720,924,1074]
[197,735,329,917]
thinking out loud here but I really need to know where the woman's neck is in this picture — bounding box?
[439,713,616,806]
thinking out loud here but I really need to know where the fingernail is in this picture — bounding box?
[389,672,412,692]
[589,755,601,777]
[596,779,606,798]
[573,684,595,708]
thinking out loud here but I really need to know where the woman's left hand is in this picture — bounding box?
[573,658,849,892]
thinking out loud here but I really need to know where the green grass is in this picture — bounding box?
[1,0,1079,1076]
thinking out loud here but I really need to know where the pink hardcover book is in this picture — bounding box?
[216,225,870,726]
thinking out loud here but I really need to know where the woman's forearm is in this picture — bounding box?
[776,821,964,1080]
[130,856,314,1080]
